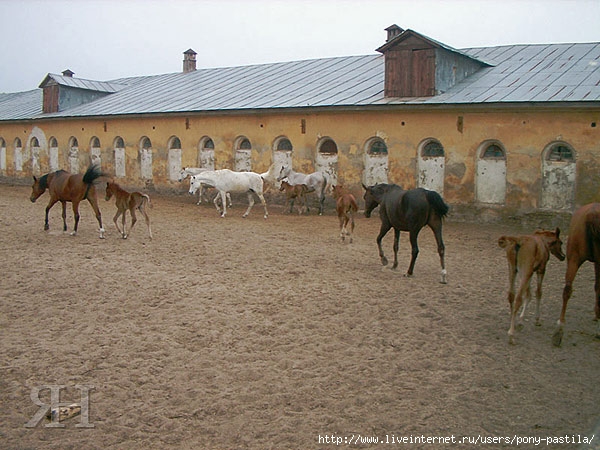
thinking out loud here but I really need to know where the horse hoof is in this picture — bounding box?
[552,329,564,347]
[70,231,77,236]
[381,257,388,266]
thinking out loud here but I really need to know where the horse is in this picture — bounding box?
[498,228,565,345]
[277,165,328,215]
[279,180,309,215]
[30,164,106,239]
[105,181,153,240]
[178,167,231,207]
[363,183,449,283]
[189,169,268,219]
[553,203,600,346]
[333,185,358,243]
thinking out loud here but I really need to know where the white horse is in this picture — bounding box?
[277,165,328,215]
[178,167,231,207]
[189,169,268,219]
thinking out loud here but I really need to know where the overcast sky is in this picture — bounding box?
[1,0,599,93]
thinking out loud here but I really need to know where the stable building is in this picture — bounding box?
[0,25,599,222]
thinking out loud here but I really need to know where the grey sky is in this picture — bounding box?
[1,0,599,93]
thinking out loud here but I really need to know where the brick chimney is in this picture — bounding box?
[385,25,403,42]
[183,49,197,73]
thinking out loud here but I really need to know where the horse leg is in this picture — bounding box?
[227,192,232,208]
[376,221,392,266]
[318,193,324,215]
[534,271,545,326]
[553,257,583,346]
[219,191,228,217]
[405,229,420,275]
[430,222,447,283]
[257,193,268,219]
[70,201,80,236]
[43,198,59,231]
[127,206,138,239]
[391,228,401,270]
[338,214,345,241]
[213,192,223,215]
[349,213,355,243]
[508,275,529,345]
[242,192,255,218]
[113,210,123,236]
[139,203,152,239]
[87,195,105,239]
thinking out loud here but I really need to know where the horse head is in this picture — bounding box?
[540,227,566,261]
[30,174,49,203]
[277,165,290,182]
[362,183,385,218]
[177,168,189,182]
[105,181,116,201]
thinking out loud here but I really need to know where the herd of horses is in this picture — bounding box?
[29,164,600,347]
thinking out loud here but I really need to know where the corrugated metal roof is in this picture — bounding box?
[1,41,599,122]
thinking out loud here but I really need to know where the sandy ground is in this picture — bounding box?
[1,182,599,449]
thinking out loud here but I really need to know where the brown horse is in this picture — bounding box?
[333,185,358,243]
[279,180,309,215]
[30,165,105,238]
[105,181,153,240]
[363,183,449,283]
[498,228,565,345]
[553,203,600,346]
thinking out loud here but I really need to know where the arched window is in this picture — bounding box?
[202,138,214,150]
[91,137,100,148]
[319,138,338,154]
[237,138,251,150]
[422,140,444,157]
[49,137,58,147]
[276,138,293,151]
[367,139,388,155]
[141,137,152,150]
[482,143,506,159]
[169,136,182,149]
[114,136,125,148]
[546,143,574,162]
[30,137,40,147]
[69,137,79,148]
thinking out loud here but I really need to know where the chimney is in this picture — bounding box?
[183,48,197,73]
[62,69,75,77]
[385,24,403,42]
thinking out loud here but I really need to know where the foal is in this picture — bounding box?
[279,180,309,214]
[498,228,565,344]
[333,185,358,243]
[105,181,153,240]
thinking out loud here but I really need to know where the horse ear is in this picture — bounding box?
[362,183,368,190]
[33,176,37,182]
[555,227,560,238]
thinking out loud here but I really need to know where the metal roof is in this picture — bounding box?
[38,73,128,93]
[1,41,599,122]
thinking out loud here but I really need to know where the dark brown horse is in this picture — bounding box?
[363,183,449,283]
[553,203,600,346]
[30,165,105,238]
[105,180,153,240]
[333,185,358,243]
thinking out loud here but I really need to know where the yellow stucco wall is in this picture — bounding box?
[1,107,599,213]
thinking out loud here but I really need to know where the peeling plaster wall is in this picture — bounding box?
[1,108,599,218]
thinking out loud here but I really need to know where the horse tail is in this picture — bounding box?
[349,195,358,213]
[82,164,105,199]
[142,194,153,209]
[425,190,449,219]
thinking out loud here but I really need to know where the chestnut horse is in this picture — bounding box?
[105,181,153,240]
[333,185,358,243]
[553,203,600,346]
[498,228,565,345]
[30,165,105,238]
[363,184,449,283]
[279,180,309,214]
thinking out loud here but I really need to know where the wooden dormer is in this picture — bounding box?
[376,26,490,98]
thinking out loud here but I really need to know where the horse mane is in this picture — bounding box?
[37,173,50,191]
